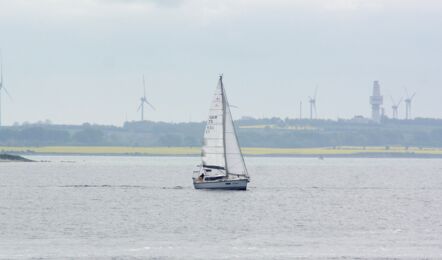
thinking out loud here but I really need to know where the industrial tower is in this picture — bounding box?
[370,81,383,123]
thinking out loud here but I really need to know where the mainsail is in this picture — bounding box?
[201,78,225,170]
[201,76,248,178]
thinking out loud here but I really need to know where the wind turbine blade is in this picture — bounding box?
[411,92,416,100]
[144,100,156,110]
[2,87,12,100]
[0,50,11,101]
[0,48,3,87]
[404,87,409,97]
[398,98,403,106]
[137,103,142,112]
[142,75,146,98]
[390,96,395,104]
[314,86,318,99]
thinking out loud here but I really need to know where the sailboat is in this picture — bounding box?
[192,75,250,190]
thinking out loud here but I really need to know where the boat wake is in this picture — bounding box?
[60,185,191,190]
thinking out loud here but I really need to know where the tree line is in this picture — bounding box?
[0,117,442,148]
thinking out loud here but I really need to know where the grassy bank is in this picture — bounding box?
[1,146,442,157]
[0,153,34,162]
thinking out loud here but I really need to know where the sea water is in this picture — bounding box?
[0,156,441,259]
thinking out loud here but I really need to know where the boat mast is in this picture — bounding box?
[220,74,228,177]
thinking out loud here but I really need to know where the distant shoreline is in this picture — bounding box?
[1,146,442,158]
[0,153,34,162]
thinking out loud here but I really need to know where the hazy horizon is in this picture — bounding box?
[0,0,441,126]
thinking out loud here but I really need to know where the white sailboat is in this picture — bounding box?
[193,75,250,190]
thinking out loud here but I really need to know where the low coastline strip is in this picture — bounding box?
[1,146,442,158]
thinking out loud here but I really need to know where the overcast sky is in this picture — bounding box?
[0,0,441,125]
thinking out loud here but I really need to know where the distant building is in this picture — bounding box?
[350,115,371,124]
[370,81,383,123]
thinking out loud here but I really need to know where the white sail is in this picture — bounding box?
[201,79,225,171]
[223,90,248,177]
[194,75,249,190]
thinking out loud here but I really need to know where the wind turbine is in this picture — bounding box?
[0,50,12,127]
[390,96,403,120]
[137,75,155,121]
[299,101,302,120]
[404,88,416,120]
[308,86,318,120]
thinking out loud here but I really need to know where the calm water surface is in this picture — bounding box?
[0,156,442,259]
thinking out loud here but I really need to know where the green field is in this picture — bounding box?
[239,124,317,130]
[1,146,442,157]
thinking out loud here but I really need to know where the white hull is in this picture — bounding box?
[193,178,249,190]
